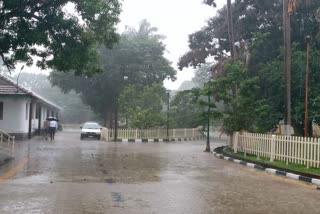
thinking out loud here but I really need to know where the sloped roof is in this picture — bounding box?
[0,74,61,110]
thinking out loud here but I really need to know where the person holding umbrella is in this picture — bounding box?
[47,117,58,140]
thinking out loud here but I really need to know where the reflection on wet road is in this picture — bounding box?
[0,129,319,214]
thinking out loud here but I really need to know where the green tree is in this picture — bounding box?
[170,89,204,128]
[179,0,320,136]
[211,62,274,134]
[119,84,167,129]
[50,20,176,127]
[0,0,121,74]
[258,46,320,136]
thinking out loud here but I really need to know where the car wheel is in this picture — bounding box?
[80,134,84,140]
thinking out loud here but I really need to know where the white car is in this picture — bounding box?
[80,122,102,140]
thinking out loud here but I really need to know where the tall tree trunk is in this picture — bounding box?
[227,0,237,61]
[227,0,238,101]
[283,0,292,135]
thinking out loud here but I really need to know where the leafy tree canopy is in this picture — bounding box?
[179,0,320,136]
[0,0,121,74]
[50,20,176,127]
[119,83,167,129]
[170,89,205,128]
[179,0,320,71]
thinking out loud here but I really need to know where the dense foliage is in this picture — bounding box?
[179,0,320,136]
[50,20,176,127]
[119,84,167,129]
[0,0,121,74]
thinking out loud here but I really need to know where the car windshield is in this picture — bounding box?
[83,123,100,129]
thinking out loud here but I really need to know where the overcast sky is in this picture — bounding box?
[118,0,226,90]
[14,0,226,90]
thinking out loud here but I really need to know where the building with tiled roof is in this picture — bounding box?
[0,74,61,139]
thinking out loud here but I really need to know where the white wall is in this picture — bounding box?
[0,97,59,134]
[0,97,31,133]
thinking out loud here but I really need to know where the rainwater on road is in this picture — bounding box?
[0,129,319,214]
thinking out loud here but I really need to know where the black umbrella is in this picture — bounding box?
[46,117,59,121]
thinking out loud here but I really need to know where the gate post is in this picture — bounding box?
[233,132,239,153]
[105,128,109,141]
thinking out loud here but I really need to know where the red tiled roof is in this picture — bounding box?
[0,74,61,110]
[0,85,28,95]
[0,75,31,95]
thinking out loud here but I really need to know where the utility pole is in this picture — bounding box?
[304,35,311,137]
[114,76,128,142]
[227,0,237,61]
[283,0,292,136]
[166,91,170,140]
[205,93,211,152]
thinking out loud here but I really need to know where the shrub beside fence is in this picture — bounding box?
[233,132,320,168]
[101,128,203,142]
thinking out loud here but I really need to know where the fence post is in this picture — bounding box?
[135,129,138,139]
[286,136,289,165]
[233,132,239,153]
[184,128,187,138]
[307,137,310,169]
[173,129,176,139]
[270,135,276,162]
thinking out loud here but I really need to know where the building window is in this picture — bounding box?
[0,102,3,120]
[26,103,29,120]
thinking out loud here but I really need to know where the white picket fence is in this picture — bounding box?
[0,129,15,157]
[101,128,203,141]
[233,132,320,168]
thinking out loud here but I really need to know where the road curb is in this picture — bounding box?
[212,151,320,187]
[116,137,204,143]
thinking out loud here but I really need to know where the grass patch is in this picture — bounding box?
[223,147,320,176]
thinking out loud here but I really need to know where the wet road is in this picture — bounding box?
[0,129,319,214]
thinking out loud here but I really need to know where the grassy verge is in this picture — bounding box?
[223,147,320,176]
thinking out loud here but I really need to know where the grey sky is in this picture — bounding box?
[119,0,226,90]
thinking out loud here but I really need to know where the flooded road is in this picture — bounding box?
[0,129,319,214]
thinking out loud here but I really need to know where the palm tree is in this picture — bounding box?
[125,19,165,41]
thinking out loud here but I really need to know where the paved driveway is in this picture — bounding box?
[0,129,319,214]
